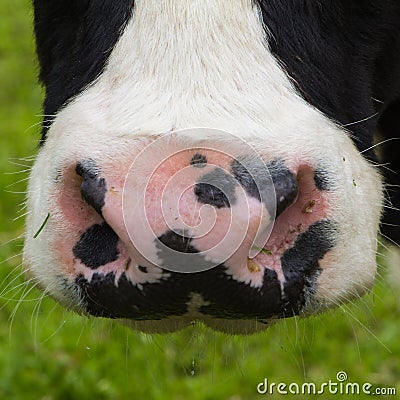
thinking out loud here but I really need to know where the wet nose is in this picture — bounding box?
[76,151,298,274]
[77,158,298,218]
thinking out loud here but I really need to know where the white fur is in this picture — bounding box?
[24,0,383,328]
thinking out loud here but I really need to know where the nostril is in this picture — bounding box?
[274,178,298,217]
[76,160,107,216]
[231,158,298,218]
[270,163,299,217]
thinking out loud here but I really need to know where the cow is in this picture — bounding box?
[23,0,400,334]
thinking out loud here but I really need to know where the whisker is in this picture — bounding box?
[379,232,400,248]
[343,112,379,128]
[361,137,400,154]
[8,281,41,340]
[338,303,391,353]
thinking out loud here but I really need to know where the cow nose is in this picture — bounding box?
[76,157,298,220]
[75,151,298,274]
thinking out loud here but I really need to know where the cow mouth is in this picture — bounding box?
[74,219,335,322]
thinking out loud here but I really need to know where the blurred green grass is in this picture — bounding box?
[0,1,399,399]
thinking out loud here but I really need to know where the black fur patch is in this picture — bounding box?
[378,99,400,245]
[258,1,400,158]
[76,272,187,319]
[75,266,284,320]
[73,223,119,269]
[313,168,332,191]
[33,0,134,142]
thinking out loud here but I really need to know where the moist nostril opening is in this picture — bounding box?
[76,160,107,216]
[80,177,107,216]
[231,158,298,218]
[267,160,298,217]
[274,175,299,217]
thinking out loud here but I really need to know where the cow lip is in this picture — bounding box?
[73,218,336,324]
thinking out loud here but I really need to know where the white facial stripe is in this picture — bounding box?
[45,0,321,142]
[24,0,383,327]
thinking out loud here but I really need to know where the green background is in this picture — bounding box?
[0,1,398,399]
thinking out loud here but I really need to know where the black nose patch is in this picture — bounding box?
[281,219,337,313]
[194,167,237,208]
[231,158,298,217]
[190,153,207,167]
[157,230,199,253]
[73,223,119,269]
[156,230,217,272]
[268,160,299,216]
[76,159,107,216]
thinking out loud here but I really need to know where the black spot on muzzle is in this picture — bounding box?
[194,167,237,208]
[76,159,107,216]
[157,230,198,253]
[281,220,337,314]
[231,158,298,217]
[73,223,119,269]
[156,230,217,273]
[190,153,207,167]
